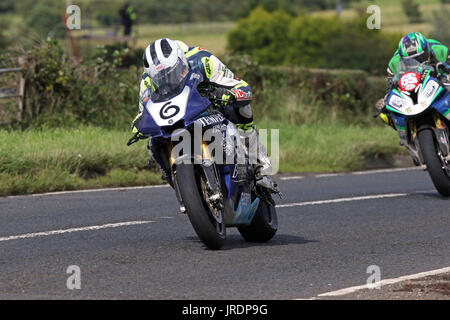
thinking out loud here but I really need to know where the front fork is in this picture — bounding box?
[168,140,223,213]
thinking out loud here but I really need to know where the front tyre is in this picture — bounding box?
[175,164,226,250]
[237,196,278,242]
[418,128,450,196]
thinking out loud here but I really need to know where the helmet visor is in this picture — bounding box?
[403,50,427,63]
[149,57,189,101]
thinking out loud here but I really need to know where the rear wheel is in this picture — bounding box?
[175,164,226,249]
[237,195,278,242]
[418,128,450,196]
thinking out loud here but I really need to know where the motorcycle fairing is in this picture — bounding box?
[137,70,211,138]
[220,164,260,225]
[386,73,449,119]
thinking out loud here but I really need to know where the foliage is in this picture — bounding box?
[227,8,401,75]
[430,6,450,46]
[285,15,344,67]
[2,0,364,26]
[401,0,423,23]
[227,8,294,65]
[323,20,400,75]
[0,20,9,50]
[223,54,387,125]
[20,0,66,39]
[1,38,388,130]
[2,39,140,128]
[86,43,144,68]
[233,0,297,18]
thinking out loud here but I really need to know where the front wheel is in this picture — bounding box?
[418,128,450,196]
[175,164,226,249]
[237,196,278,242]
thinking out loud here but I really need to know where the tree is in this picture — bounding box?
[0,20,9,50]
[431,6,450,46]
[402,0,423,23]
[22,0,66,38]
[227,7,294,64]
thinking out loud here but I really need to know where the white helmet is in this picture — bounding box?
[143,38,189,100]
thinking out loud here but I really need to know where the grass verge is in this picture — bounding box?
[259,120,405,173]
[0,126,162,196]
[0,123,405,196]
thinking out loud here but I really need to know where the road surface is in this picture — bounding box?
[0,168,449,299]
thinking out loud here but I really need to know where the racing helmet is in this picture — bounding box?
[398,32,429,63]
[143,38,189,99]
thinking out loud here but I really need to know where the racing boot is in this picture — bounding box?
[238,125,280,194]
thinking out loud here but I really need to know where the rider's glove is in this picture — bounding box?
[210,87,236,106]
[374,97,386,118]
[131,113,148,139]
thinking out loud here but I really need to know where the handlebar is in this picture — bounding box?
[437,62,450,74]
[127,132,140,146]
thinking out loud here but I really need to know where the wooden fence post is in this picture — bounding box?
[0,64,25,125]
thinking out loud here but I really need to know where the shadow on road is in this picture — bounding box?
[185,234,318,250]
[411,191,450,200]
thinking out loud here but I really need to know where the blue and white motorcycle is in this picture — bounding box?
[385,58,450,196]
[128,69,278,249]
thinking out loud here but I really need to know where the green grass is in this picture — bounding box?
[0,123,405,196]
[135,22,232,56]
[313,0,448,36]
[0,126,163,196]
[259,120,404,173]
[69,21,233,57]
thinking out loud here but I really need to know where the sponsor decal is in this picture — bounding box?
[232,89,252,100]
[399,72,420,92]
[422,81,438,99]
[202,57,212,78]
[189,73,201,81]
[155,64,164,71]
[196,114,225,127]
[389,95,407,109]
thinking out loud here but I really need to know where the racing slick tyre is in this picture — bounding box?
[237,195,278,242]
[418,128,450,196]
[175,163,226,250]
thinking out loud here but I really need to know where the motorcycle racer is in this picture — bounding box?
[131,38,279,193]
[375,32,450,128]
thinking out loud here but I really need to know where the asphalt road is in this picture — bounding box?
[0,168,449,299]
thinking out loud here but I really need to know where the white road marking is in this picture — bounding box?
[351,167,424,175]
[6,184,170,199]
[277,193,407,208]
[2,167,424,199]
[280,176,304,181]
[315,173,345,178]
[279,167,421,181]
[317,266,450,297]
[0,221,155,243]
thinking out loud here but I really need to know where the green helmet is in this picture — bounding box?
[398,32,429,62]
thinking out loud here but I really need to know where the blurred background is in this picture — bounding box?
[0,0,449,195]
